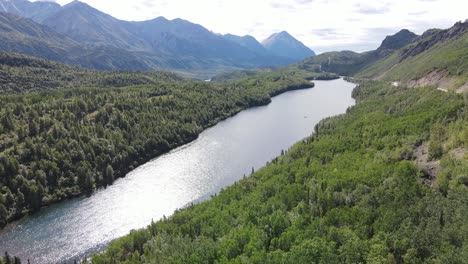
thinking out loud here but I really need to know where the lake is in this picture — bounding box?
[0,78,356,263]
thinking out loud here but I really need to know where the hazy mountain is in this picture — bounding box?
[262,31,315,60]
[41,2,293,67]
[0,12,152,70]
[41,1,145,50]
[0,0,311,72]
[0,0,60,22]
[223,34,269,54]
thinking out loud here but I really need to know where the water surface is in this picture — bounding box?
[0,78,356,263]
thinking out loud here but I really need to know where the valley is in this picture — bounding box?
[0,0,467,263]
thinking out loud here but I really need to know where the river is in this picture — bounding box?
[0,78,356,263]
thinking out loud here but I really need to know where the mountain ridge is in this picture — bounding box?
[0,11,152,70]
[0,0,312,73]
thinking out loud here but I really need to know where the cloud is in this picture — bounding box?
[295,0,315,4]
[354,4,390,14]
[270,2,294,10]
[408,11,429,16]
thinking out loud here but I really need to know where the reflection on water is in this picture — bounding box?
[0,78,355,263]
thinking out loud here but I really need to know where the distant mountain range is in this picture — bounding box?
[0,0,316,74]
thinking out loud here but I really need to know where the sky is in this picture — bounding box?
[35,0,467,54]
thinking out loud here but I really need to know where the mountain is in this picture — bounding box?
[357,20,468,91]
[41,2,293,68]
[0,11,151,70]
[262,31,315,60]
[0,0,60,22]
[377,29,418,51]
[41,1,144,50]
[0,0,302,73]
[299,21,467,92]
[223,34,270,55]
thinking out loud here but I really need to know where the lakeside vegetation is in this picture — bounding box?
[0,68,315,227]
[91,80,467,263]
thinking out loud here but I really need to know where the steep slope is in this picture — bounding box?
[357,20,468,91]
[262,31,315,60]
[0,12,152,70]
[377,29,418,51]
[41,1,144,50]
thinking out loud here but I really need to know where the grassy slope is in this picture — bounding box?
[92,80,468,263]
[358,32,468,89]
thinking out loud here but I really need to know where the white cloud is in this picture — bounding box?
[35,0,467,53]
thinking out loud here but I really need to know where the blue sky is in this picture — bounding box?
[36,0,467,54]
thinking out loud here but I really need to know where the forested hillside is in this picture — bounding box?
[92,79,468,264]
[0,69,313,227]
[0,52,184,93]
[212,66,339,83]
